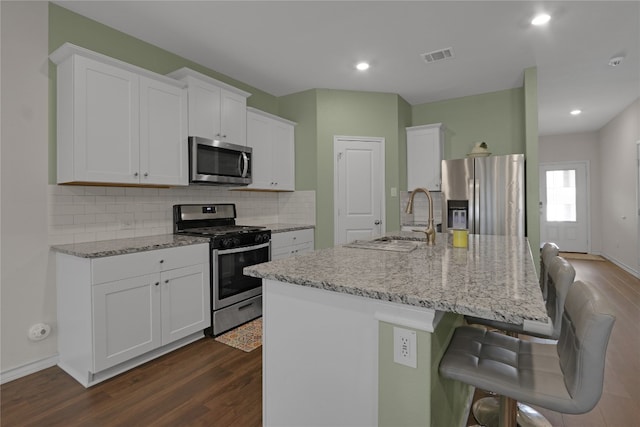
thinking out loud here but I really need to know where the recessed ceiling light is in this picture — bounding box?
[356,62,370,71]
[570,109,582,116]
[531,13,551,26]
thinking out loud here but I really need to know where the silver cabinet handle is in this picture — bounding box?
[374,220,381,225]
[144,172,148,177]
[134,172,139,177]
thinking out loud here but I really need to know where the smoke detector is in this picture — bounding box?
[608,55,625,67]
[421,47,454,64]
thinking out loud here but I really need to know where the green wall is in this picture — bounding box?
[315,89,404,249]
[48,3,278,183]
[48,2,540,255]
[411,88,526,161]
[278,90,318,191]
[524,67,541,269]
[378,314,470,427]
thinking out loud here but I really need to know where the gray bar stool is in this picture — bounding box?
[463,256,575,426]
[540,242,560,300]
[465,255,575,339]
[439,280,616,427]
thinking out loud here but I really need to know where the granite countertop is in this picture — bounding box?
[245,232,547,324]
[260,223,315,233]
[51,234,210,258]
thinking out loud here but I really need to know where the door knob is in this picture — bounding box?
[374,220,381,225]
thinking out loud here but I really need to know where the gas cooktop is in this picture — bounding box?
[173,203,271,249]
[178,225,266,237]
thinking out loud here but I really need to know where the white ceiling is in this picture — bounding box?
[54,1,640,136]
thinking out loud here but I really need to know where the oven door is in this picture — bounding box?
[212,242,270,310]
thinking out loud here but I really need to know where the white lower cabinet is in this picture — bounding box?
[57,243,210,387]
[271,229,315,260]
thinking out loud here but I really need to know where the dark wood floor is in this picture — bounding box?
[0,337,262,426]
[2,258,638,427]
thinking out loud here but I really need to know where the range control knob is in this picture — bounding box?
[263,233,270,242]
[221,238,233,248]
[233,237,241,247]
[255,234,264,243]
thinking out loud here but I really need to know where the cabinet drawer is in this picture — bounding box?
[92,244,208,285]
[158,244,209,271]
[271,229,314,248]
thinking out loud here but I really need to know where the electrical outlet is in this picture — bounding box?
[393,327,417,368]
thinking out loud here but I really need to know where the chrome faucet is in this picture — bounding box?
[405,187,436,246]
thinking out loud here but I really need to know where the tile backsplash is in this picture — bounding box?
[400,191,443,226]
[48,185,316,245]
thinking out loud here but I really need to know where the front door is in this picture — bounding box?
[334,137,385,245]
[539,161,589,252]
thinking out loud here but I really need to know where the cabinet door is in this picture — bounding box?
[93,274,161,372]
[271,121,295,191]
[187,80,221,140]
[247,111,274,189]
[73,55,139,184]
[220,89,247,145]
[160,264,210,345]
[407,127,443,191]
[139,77,188,186]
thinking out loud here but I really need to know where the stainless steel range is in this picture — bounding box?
[173,203,270,336]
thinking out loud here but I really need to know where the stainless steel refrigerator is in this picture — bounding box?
[441,154,525,236]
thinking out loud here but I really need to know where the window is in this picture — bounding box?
[546,170,576,222]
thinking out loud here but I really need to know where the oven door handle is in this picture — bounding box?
[216,242,270,255]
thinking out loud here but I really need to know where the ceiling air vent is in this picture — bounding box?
[421,48,454,64]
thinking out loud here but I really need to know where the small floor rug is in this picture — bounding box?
[214,317,262,352]
[560,252,605,261]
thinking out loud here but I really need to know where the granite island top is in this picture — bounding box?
[51,234,210,258]
[245,231,548,325]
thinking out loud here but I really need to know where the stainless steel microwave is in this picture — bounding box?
[189,136,252,186]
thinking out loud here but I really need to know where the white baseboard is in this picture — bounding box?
[603,254,640,278]
[0,355,59,385]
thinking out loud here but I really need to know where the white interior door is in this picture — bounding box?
[539,161,589,253]
[334,137,385,245]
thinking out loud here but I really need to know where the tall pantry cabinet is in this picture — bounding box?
[406,123,444,192]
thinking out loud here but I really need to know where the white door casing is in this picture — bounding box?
[539,161,590,253]
[334,136,385,245]
[637,141,640,269]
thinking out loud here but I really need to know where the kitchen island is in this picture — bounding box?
[245,232,547,427]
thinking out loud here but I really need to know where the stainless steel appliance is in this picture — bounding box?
[189,136,252,186]
[173,203,270,335]
[441,154,525,236]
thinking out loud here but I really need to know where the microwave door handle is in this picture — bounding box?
[240,152,249,178]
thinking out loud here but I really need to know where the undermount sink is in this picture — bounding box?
[344,238,419,252]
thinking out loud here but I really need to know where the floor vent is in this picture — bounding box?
[421,48,454,63]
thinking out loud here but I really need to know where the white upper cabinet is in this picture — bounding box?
[246,107,296,191]
[139,76,188,185]
[167,67,251,146]
[406,123,444,192]
[51,43,188,186]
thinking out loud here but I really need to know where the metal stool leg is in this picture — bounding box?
[473,396,552,427]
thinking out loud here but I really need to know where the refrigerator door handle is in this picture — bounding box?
[473,177,480,235]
